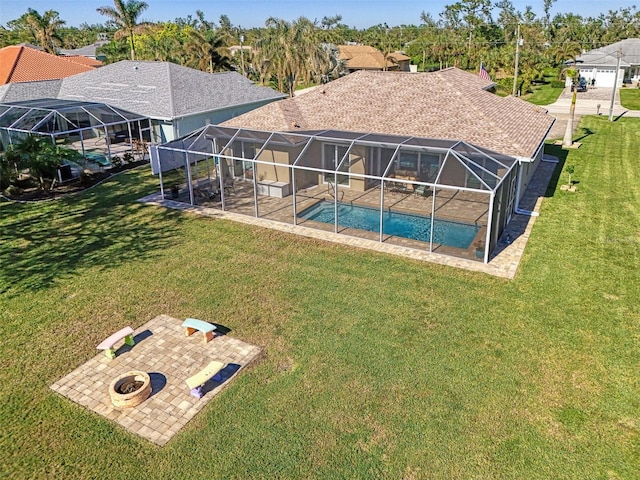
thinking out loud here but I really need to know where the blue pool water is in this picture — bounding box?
[298,201,479,249]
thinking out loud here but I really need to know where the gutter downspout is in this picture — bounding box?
[513,156,539,217]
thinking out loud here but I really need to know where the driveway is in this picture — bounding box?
[544,86,640,141]
[545,86,639,117]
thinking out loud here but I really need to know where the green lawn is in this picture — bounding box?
[521,82,565,105]
[1,117,639,479]
[619,88,640,110]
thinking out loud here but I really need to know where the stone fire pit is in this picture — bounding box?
[109,370,151,408]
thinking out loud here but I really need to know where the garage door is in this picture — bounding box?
[593,69,618,88]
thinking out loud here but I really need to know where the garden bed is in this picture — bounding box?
[2,160,147,202]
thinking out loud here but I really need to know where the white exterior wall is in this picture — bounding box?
[577,67,626,88]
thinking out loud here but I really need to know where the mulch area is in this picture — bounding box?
[3,161,146,202]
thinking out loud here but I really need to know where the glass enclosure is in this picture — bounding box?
[0,99,152,169]
[153,126,519,263]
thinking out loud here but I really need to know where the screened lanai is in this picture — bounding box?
[153,125,520,263]
[0,98,151,168]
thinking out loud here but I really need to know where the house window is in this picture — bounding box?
[397,151,441,182]
[323,144,349,185]
[398,151,418,171]
[420,153,440,181]
[231,142,257,179]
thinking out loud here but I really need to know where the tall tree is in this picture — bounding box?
[217,14,235,44]
[255,17,323,97]
[321,15,343,30]
[96,0,149,60]
[441,0,493,68]
[543,0,556,33]
[185,30,232,73]
[20,9,66,54]
[136,22,185,63]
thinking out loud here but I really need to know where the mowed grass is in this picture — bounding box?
[1,118,639,479]
[522,82,565,105]
[619,88,640,110]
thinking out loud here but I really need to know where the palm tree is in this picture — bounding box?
[255,17,322,97]
[553,40,582,79]
[22,9,65,54]
[96,0,149,60]
[185,30,232,73]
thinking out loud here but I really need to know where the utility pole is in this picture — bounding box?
[239,32,246,77]
[512,24,521,96]
[608,49,623,121]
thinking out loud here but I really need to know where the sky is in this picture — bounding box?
[1,0,637,29]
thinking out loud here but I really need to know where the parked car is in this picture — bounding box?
[572,78,588,92]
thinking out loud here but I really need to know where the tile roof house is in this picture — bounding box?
[0,45,98,85]
[154,67,554,263]
[338,45,411,72]
[223,68,551,160]
[221,67,553,219]
[570,38,640,88]
[60,55,104,68]
[0,60,286,142]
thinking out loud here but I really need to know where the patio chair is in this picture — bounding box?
[391,182,412,194]
[414,184,431,197]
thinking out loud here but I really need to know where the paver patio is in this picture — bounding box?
[50,314,262,446]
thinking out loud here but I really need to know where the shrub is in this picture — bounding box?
[111,155,123,168]
[550,80,565,88]
[3,185,22,196]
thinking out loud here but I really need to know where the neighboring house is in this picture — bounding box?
[58,36,110,63]
[154,68,554,263]
[0,60,286,143]
[0,45,97,85]
[338,45,411,72]
[228,45,253,57]
[568,38,640,88]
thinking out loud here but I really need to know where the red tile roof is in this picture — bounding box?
[0,45,97,85]
[222,68,554,159]
[61,55,104,67]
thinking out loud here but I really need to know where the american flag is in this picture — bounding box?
[479,63,491,81]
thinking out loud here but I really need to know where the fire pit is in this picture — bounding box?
[109,371,151,408]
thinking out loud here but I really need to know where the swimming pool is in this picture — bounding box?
[298,201,480,249]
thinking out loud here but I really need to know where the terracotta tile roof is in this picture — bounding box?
[0,45,97,85]
[338,45,403,70]
[222,68,554,159]
[62,55,104,67]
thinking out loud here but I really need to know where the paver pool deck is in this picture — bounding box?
[140,159,558,279]
[50,314,262,446]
